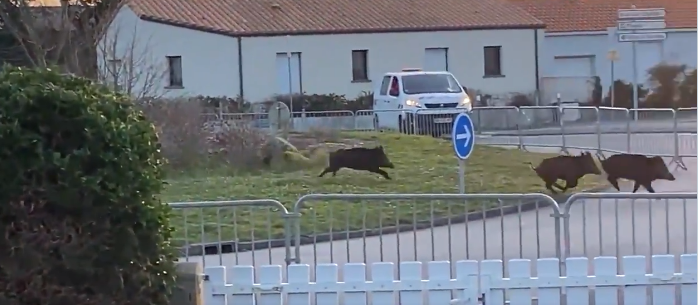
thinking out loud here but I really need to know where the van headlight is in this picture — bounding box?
[458,96,472,109]
[405,99,420,107]
[459,95,471,106]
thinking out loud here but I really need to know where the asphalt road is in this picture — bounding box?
[182,134,697,282]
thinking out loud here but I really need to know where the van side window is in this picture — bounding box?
[388,77,399,97]
[379,76,391,95]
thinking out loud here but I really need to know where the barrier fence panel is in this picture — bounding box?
[288,193,563,276]
[470,106,521,132]
[560,192,698,275]
[291,110,355,132]
[354,109,410,132]
[170,199,292,268]
[475,106,696,170]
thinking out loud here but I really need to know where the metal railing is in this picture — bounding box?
[206,106,696,167]
[171,192,697,278]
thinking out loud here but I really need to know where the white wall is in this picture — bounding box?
[103,8,539,102]
[100,7,240,98]
[240,29,539,103]
[541,28,697,97]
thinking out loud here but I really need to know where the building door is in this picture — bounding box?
[544,55,597,103]
[276,52,302,95]
[423,48,448,71]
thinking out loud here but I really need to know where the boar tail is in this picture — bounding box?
[524,162,536,171]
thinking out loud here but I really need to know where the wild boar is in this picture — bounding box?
[526,151,601,194]
[318,146,395,179]
[599,153,675,193]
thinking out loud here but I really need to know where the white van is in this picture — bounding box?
[372,69,472,136]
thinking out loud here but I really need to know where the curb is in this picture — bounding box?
[178,186,610,257]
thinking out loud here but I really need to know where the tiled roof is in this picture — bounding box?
[127,0,544,37]
[510,0,696,32]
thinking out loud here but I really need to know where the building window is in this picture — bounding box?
[351,50,369,81]
[166,56,183,87]
[107,59,122,91]
[483,46,502,77]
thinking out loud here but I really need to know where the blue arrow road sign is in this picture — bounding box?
[451,113,475,160]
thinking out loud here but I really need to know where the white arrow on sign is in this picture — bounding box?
[455,124,472,147]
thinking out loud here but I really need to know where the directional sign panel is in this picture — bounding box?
[451,113,475,160]
[617,20,666,31]
[617,8,666,19]
[618,32,667,42]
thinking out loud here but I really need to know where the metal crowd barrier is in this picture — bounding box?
[170,192,697,278]
[207,106,696,168]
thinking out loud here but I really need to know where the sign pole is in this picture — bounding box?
[451,112,475,194]
[616,7,666,121]
[631,41,638,120]
[458,159,465,193]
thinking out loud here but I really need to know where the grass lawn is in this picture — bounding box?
[164,132,605,246]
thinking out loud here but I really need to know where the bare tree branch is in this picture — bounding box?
[0,0,126,76]
[97,21,169,99]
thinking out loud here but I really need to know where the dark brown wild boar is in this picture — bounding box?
[599,153,675,193]
[318,146,395,179]
[526,151,601,194]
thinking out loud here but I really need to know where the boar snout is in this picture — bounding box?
[665,173,676,181]
[385,162,395,168]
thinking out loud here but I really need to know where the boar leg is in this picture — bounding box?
[562,178,579,191]
[368,168,392,180]
[637,181,656,193]
[606,176,621,191]
[318,166,339,177]
[544,181,562,194]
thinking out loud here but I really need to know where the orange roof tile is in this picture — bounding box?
[510,0,696,32]
[127,0,544,37]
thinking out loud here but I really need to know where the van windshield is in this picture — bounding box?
[402,74,463,94]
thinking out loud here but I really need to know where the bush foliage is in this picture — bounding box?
[603,63,696,109]
[137,98,297,174]
[0,67,176,305]
[265,91,374,112]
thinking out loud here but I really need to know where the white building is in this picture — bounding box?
[513,0,696,103]
[101,0,546,103]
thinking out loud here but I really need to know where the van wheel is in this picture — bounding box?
[399,115,415,134]
[373,115,380,131]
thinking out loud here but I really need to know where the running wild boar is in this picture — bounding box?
[527,151,601,194]
[599,153,675,193]
[318,146,395,179]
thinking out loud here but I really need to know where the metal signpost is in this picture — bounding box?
[607,49,619,108]
[616,7,666,120]
[452,113,475,193]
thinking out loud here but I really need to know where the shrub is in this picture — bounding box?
[0,67,176,305]
[679,69,697,108]
[603,80,648,108]
[644,63,687,108]
[268,92,373,112]
[589,76,603,106]
[138,98,209,171]
[507,93,535,107]
[197,95,251,113]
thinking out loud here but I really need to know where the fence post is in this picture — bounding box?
[671,109,687,170]
[559,106,569,154]
[172,262,204,305]
[595,107,602,157]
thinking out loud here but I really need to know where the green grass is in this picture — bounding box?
[164,132,605,246]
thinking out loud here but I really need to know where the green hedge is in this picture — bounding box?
[0,67,176,305]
